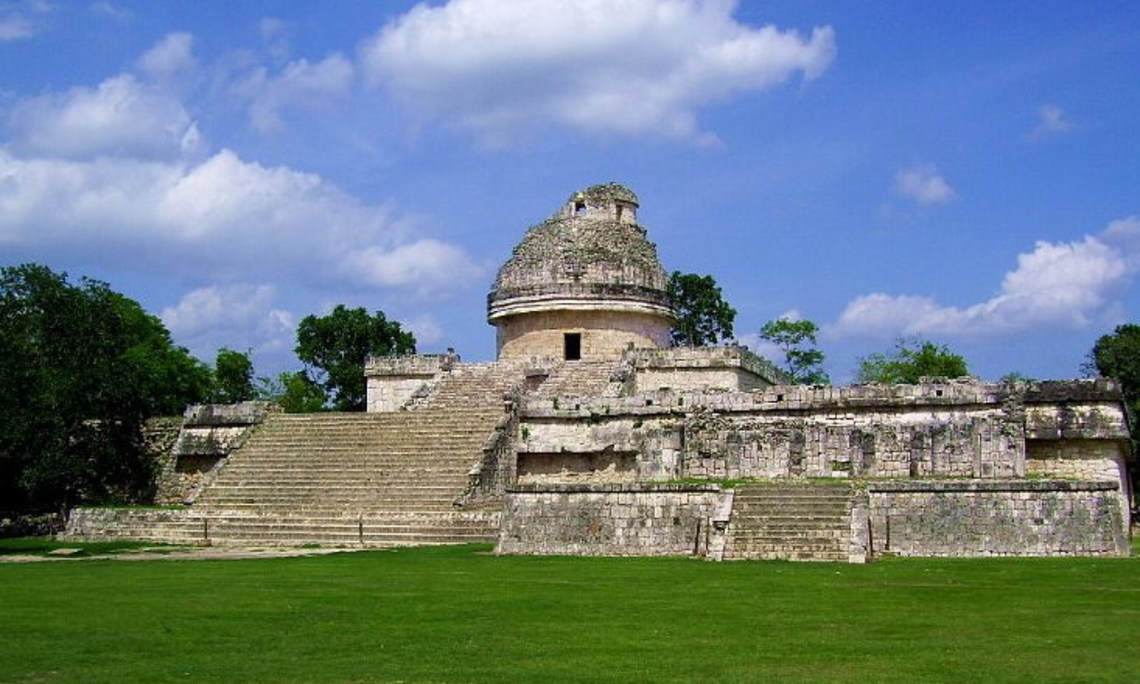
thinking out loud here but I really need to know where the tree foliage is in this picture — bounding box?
[760,318,830,385]
[856,337,969,384]
[1086,324,1140,415]
[295,305,415,411]
[211,348,256,404]
[667,271,736,347]
[256,371,329,413]
[0,264,210,513]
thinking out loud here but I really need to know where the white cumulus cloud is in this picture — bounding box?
[5,73,206,160]
[341,239,488,294]
[0,147,484,293]
[830,217,1140,340]
[361,0,836,143]
[137,32,197,79]
[894,165,956,205]
[239,54,356,134]
[161,284,295,360]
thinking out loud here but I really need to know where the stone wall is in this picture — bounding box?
[498,483,732,557]
[519,411,682,482]
[626,345,790,391]
[495,309,671,361]
[155,402,271,504]
[456,402,521,507]
[364,353,453,412]
[517,380,1131,485]
[64,507,204,544]
[146,416,183,502]
[867,480,1128,557]
[498,479,1130,561]
[1026,439,1129,481]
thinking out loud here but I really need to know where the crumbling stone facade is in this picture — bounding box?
[66,182,1136,562]
[487,183,674,361]
[154,402,271,505]
[497,376,1132,560]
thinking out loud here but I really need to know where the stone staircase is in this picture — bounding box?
[723,481,856,562]
[415,362,526,408]
[533,360,623,398]
[173,406,506,547]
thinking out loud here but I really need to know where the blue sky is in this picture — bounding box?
[2,0,1138,383]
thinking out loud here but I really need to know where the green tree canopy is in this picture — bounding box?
[0,263,211,513]
[667,271,736,347]
[856,337,969,384]
[760,318,830,385]
[256,371,328,413]
[211,348,256,404]
[1086,324,1140,415]
[295,305,415,411]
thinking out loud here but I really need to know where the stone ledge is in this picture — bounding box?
[183,402,272,427]
[364,353,452,378]
[865,479,1119,493]
[508,483,723,494]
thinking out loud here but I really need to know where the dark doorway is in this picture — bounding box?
[564,333,582,361]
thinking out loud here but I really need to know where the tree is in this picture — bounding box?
[256,371,328,413]
[667,271,736,347]
[0,264,211,513]
[211,348,255,404]
[295,305,415,411]
[105,288,212,415]
[856,337,969,384]
[760,318,830,385]
[1086,324,1140,415]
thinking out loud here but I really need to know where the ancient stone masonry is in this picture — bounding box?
[155,402,272,505]
[498,483,734,558]
[64,182,1135,562]
[515,380,1086,482]
[626,345,791,393]
[867,480,1128,557]
[364,352,458,412]
[505,377,1132,560]
[487,183,674,361]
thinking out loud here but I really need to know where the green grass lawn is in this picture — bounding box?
[0,542,1137,683]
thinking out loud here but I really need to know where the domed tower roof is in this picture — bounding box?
[488,183,672,321]
[487,183,674,361]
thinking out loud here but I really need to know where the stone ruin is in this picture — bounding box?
[65,183,1135,562]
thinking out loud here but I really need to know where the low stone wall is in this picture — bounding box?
[626,345,790,390]
[867,480,1129,557]
[63,507,205,545]
[498,483,732,557]
[155,402,271,504]
[457,401,521,507]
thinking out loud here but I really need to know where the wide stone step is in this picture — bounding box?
[726,483,855,562]
[202,521,495,535]
[204,471,469,480]
[200,504,466,511]
[205,531,496,546]
[729,550,849,562]
[201,497,466,506]
[202,481,463,489]
[733,516,851,528]
[733,492,853,501]
[227,454,479,462]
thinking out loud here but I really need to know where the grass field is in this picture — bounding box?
[1,540,1137,683]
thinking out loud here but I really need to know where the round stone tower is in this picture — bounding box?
[488,183,675,361]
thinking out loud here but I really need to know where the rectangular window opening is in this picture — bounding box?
[564,333,582,361]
